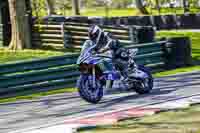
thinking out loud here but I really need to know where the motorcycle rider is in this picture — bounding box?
[78,25,132,84]
[79,25,119,57]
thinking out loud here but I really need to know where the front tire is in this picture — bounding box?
[133,65,154,94]
[77,74,104,104]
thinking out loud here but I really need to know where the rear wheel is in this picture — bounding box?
[77,74,104,104]
[132,65,154,94]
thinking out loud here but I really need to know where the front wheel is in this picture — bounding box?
[77,74,104,104]
[132,65,154,94]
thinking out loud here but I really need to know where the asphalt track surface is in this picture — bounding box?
[0,71,200,133]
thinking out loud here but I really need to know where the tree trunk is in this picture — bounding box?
[46,0,56,15]
[183,0,190,13]
[8,0,31,50]
[155,0,161,14]
[72,0,80,15]
[135,0,149,14]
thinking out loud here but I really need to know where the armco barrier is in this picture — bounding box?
[0,54,79,98]
[0,41,166,98]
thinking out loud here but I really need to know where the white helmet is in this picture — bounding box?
[88,25,104,45]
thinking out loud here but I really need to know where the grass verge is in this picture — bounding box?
[0,48,66,64]
[33,8,200,17]
[79,104,200,133]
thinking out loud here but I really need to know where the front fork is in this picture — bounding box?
[106,80,112,89]
[92,65,114,89]
[92,65,112,89]
[92,65,96,88]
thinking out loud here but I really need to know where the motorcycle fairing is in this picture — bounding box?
[129,68,149,79]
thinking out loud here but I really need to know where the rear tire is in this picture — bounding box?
[133,65,153,94]
[77,75,103,104]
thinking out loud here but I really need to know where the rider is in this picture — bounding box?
[80,25,119,56]
[79,25,130,80]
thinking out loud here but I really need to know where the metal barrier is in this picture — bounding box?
[0,53,79,97]
[0,41,166,98]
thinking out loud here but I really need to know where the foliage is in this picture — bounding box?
[31,0,47,17]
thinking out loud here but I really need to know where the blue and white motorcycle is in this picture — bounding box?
[76,45,153,104]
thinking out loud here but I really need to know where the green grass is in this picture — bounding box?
[33,8,140,17]
[0,48,66,64]
[33,7,200,17]
[154,65,200,77]
[79,104,200,133]
[80,7,200,17]
[69,7,200,17]
[81,8,141,17]
[146,7,200,15]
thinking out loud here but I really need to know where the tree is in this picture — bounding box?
[46,0,56,15]
[135,0,149,14]
[72,0,80,15]
[8,0,31,50]
[183,0,190,13]
[135,0,167,14]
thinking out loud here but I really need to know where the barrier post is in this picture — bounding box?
[128,26,138,44]
[61,22,72,48]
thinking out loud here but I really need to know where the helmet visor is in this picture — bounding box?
[89,30,100,43]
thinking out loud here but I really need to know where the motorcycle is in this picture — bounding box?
[76,44,153,104]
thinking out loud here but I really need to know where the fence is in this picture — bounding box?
[0,54,79,98]
[0,40,167,98]
[37,13,200,30]
[0,24,3,47]
[32,22,155,49]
